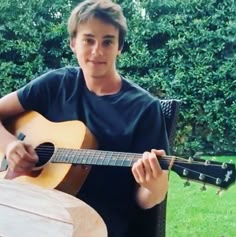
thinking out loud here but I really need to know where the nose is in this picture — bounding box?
[91,42,103,56]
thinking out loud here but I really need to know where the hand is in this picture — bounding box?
[5,140,38,178]
[132,149,165,190]
[131,149,168,208]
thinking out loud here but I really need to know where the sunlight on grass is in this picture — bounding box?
[166,156,236,237]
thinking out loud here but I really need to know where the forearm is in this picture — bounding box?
[136,170,169,209]
[0,122,17,152]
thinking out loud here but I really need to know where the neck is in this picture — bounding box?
[84,71,122,96]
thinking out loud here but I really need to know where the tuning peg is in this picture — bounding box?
[204,160,210,165]
[200,184,206,191]
[188,157,194,163]
[184,180,190,187]
[221,163,227,169]
[216,189,224,196]
[216,178,222,185]
[199,173,205,181]
[183,169,189,176]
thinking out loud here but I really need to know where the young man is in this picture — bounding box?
[0,0,169,236]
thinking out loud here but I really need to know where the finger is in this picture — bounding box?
[12,166,31,174]
[14,150,37,166]
[151,149,166,156]
[132,166,140,183]
[25,144,39,161]
[7,156,29,174]
[7,141,37,163]
[142,154,153,178]
[18,159,36,169]
[132,162,140,183]
[6,152,20,169]
[15,145,38,164]
[9,158,34,173]
[8,165,31,176]
[132,159,145,183]
[7,148,36,174]
[149,155,162,178]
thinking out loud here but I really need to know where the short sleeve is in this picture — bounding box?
[17,70,59,113]
[131,99,170,154]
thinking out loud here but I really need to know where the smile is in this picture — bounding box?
[88,60,106,65]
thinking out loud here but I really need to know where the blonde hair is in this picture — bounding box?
[67,0,127,49]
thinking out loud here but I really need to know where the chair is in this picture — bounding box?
[155,99,181,237]
[128,99,181,237]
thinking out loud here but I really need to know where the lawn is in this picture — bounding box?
[166,156,236,237]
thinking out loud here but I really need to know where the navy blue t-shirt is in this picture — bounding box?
[17,66,169,237]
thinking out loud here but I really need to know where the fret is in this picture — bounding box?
[81,150,90,165]
[52,149,63,163]
[100,151,110,165]
[107,157,117,166]
[95,150,105,165]
[82,150,94,165]
[115,159,125,167]
[52,148,142,167]
[122,158,133,167]
[96,154,105,165]
[71,149,80,164]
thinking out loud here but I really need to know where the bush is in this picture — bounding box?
[118,0,236,155]
[0,0,235,155]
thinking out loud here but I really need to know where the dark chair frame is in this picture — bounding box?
[156,99,181,237]
[128,99,181,237]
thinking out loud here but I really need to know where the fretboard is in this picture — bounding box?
[51,148,170,169]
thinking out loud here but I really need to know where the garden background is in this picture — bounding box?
[0,0,235,236]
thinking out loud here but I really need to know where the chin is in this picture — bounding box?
[87,70,108,78]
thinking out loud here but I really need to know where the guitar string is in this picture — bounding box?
[32,146,232,168]
[32,149,232,186]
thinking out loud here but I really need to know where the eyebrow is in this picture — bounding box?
[83,33,116,39]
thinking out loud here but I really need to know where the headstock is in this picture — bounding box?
[170,156,236,190]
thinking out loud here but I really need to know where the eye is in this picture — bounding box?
[103,39,113,47]
[83,38,94,45]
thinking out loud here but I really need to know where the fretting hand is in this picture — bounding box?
[132,149,168,209]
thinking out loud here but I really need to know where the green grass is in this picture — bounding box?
[166,156,236,237]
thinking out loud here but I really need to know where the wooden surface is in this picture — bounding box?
[0,179,107,237]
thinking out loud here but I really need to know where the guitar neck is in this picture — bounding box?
[51,148,171,169]
[50,147,236,190]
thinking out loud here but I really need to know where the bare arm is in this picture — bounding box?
[0,92,25,150]
[132,149,168,209]
[0,92,38,177]
[0,92,25,118]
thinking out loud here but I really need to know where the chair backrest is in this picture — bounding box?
[155,99,181,237]
[128,99,181,237]
[160,99,181,150]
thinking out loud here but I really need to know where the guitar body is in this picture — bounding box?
[0,111,97,195]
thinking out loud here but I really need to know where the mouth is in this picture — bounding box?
[88,60,106,65]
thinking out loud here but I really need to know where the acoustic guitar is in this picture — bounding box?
[0,111,235,195]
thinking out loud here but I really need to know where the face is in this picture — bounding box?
[70,18,122,79]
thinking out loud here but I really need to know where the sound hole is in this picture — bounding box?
[35,142,55,168]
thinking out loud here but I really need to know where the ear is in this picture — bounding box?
[70,38,76,54]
